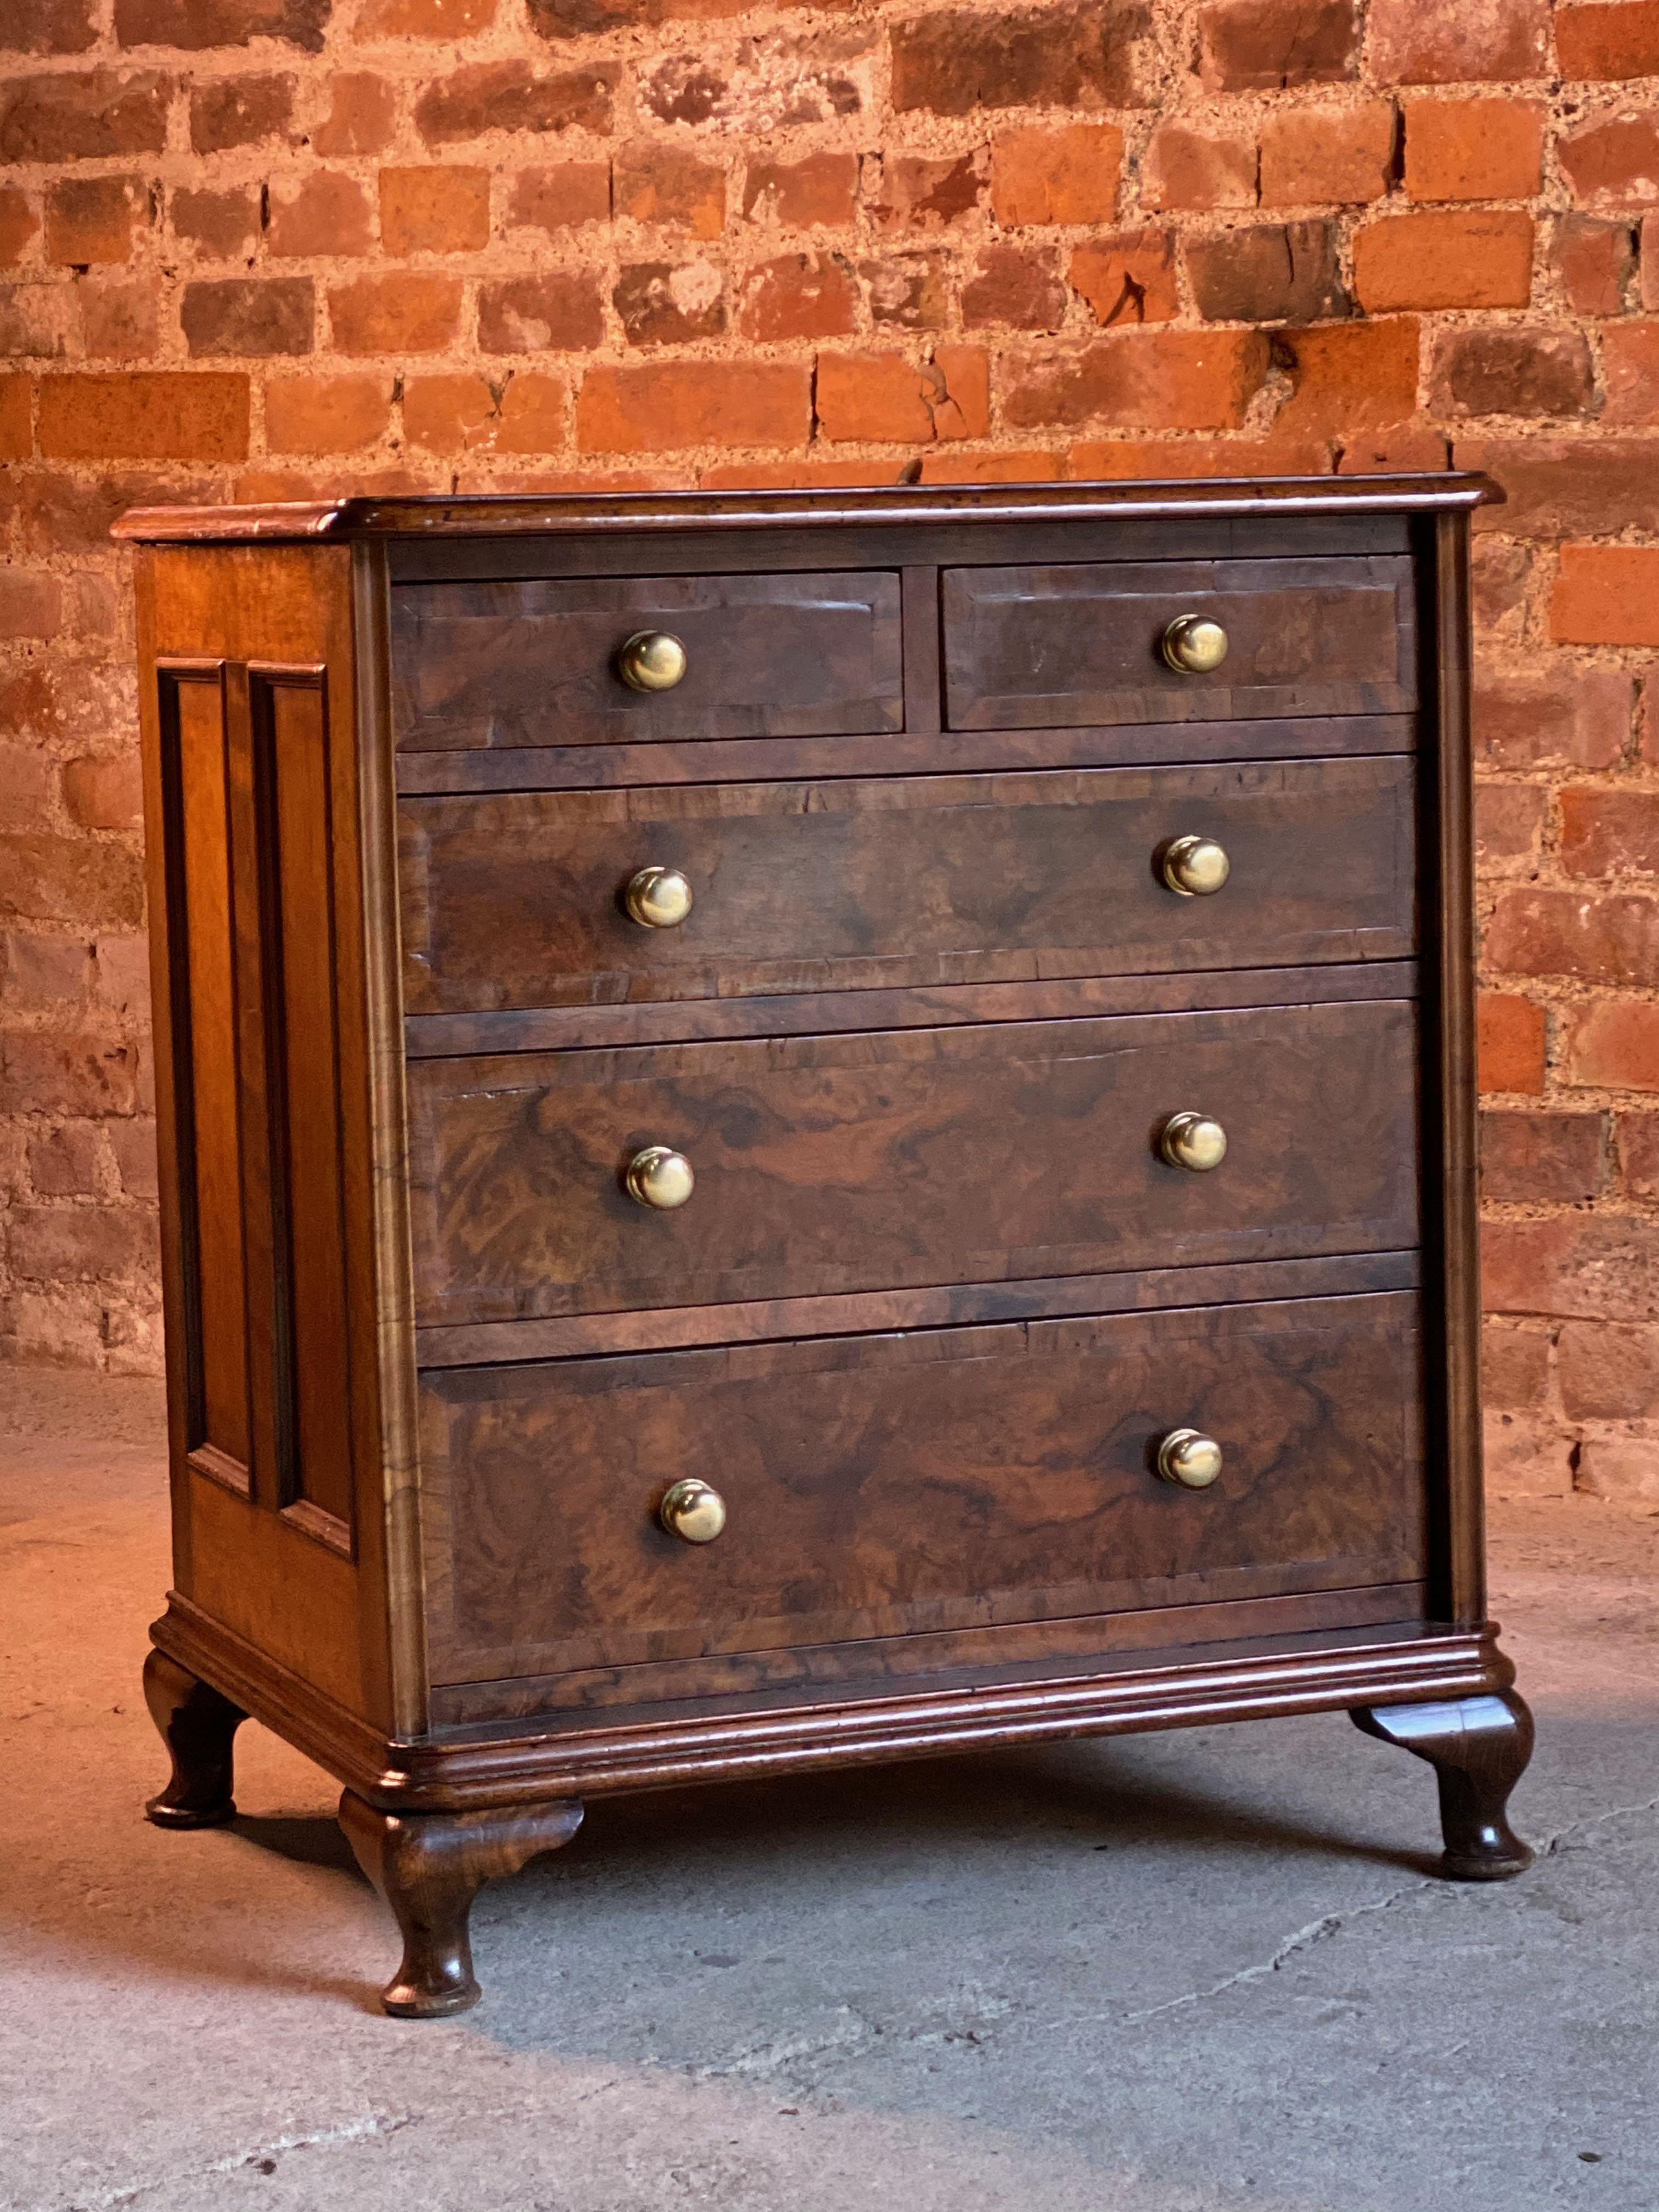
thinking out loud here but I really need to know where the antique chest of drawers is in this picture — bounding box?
[117,478,1533,2018]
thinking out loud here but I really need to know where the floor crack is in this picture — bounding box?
[65,2112,419,2210]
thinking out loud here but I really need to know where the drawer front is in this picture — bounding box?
[944,557,1414,730]
[420,1291,1427,1682]
[391,571,904,751]
[400,755,1415,1017]
[406,998,1419,1327]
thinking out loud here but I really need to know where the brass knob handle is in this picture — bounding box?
[624,1145,695,1209]
[1161,614,1228,675]
[1160,834,1230,897]
[1156,1429,1223,1490]
[1160,1111,1227,1172]
[659,1477,726,1543]
[624,866,693,929]
[617,630,687,693]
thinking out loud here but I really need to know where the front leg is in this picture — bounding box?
[1352,1689,1534,1880]
[143,1649,247,1829]
[338,1792,584,2017]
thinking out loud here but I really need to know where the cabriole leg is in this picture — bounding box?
[143,1647,248,1829]
[1352,1689,1535,1880]
[338,1792,585,2018]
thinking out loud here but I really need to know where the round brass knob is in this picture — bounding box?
[624,1145,695,1209]
[1156,1429,1223,1490]
[624,865,693,929]
[617,630,687,693]
[1160,1111,1228,1172]
[1161,614,1229,675]
[659,1477,726,1543]
[1160,834,1231,898]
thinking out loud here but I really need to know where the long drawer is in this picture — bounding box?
[405,997,1420,1328]
[399,755,1415,1016]
[419,1290,1427,1685]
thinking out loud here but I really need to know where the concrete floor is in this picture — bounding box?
[3,1362,1656,2212]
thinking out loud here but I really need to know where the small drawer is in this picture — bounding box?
[943,556,1414,730]
[390,570,904,751]
[399,754,1416,1018]
[405,997,1420,1328]
[419,1290,1427,1683]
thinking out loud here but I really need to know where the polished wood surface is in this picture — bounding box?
[142,1648,247,1829]
[405,997,1419,1327]
[391,569,903,751]
[944,557,1415,729]
[399,755,1415,1017]
[1352,1690,1534,1879]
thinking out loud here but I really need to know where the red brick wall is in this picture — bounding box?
[3,0,1657,1500]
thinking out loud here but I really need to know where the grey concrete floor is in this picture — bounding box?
[3,1360,1657,2212]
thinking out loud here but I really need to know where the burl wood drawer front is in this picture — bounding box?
[943,557,1414,729]
[420,1291,1426,1681]
[390,571,903,751]
[405,997,1418,1328]
[399,755,1415,1017]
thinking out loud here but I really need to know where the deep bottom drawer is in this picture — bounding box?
[420,1289,1427,1688]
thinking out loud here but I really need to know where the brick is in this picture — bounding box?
[402,373,495,454]
[743,152,859,230]
[0,188,39,268]
[78,276,158,361]
[1483,1212,1659,1320]
[1551,214,1635,314]
[1271,315,1419,432]
[1481,1108,1604,1203]
[1143,126,1257,211]
[109,1117,158,1201]
[60,754,142,833]
[1487,886,1659,985]
[1003,328,1271,433]
[860,252,950,330]
[402,370,568,455]
[1617,1111,1659,1195]
[1462,436,1659,538]
[1353,210,1532,310]
[0,743,52,827]
[1475,782,1545,874]
[1553,545,1659,645]
[359,0,495,31]
[1557,1,1659,78]
[189,74,294,155]
[170,185,257,258]
[1471,539,1531,640]
[0,284,71,359]
[478,272,603,352]
[489,373,569,455]
[1482,1325,1549,1409]
[509,163,611,237]
[1566,1001,1659,1088]
[115,0,327,45]
[0,569,63,640]
[639,30,874,129]
[37,371,249,459]
[2,0,98,52]
[1483,1408,1573,1497]
[921,448,1063,483]
[1562,787,1659,881]
[1560,114,1659,203]
[1367,0,1549,83]
[379,167,488,256]
[28,1123,103,1198]
[181,276,313,358]
[44,175,145,266]
[265,372,390,454]
[873,151,987,233]
[0,71,171,162]
[1258,104,1395,205]
[1474,667,1630,772]
[414,61,617,146]
[1477,992,1546,1092]
[1603,321,1659,425]
[0,377,30,460]
[314,73,397,157]
[577,360,810,453]
[1068,230,1179,326]
[738,252,858,342]
[328,273,462,354]
[1195,0,1356,88]
[961,244,1066,331]
[890,2,1147,115]
[8,1206,158,1286]
[0,929,94,1004]
[614,143,725,239]
[0,836,144,926]
[1575,1432,1659,1505]
[1403,97,1544,201]
[1187,220,1349,322]
[816,348,988,443]
[267,172,374,258]
[0,1030,137,1114]
[1431,328,1593,419]
[614,259,724,345]
[989,124,1122,226]
[699,458,899,491]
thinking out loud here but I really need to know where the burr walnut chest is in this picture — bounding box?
[117,478,1534,2018]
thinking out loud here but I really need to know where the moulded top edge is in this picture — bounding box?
[110,472,1503,545]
